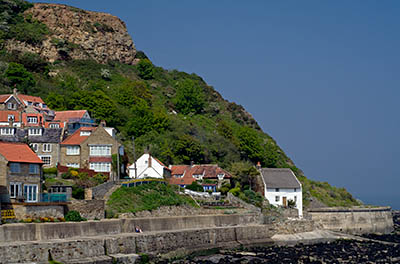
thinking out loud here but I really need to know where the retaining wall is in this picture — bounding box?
[0,214,262,242]
[307,206,394,234]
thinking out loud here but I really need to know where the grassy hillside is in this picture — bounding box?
[106,182,197,215]
[0,0,360,207]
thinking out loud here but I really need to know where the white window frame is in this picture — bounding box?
[80,131,91,136]
[0,127,14,135]
[27,116,38,124]
[67,163,80,168]
[7,102,15,110]
[8,115,14,121]
[89,162,111,172]
[66,146,80,155]
[89,145,111,156]
[49,123,60,128]
[31,143,38,152]
[39,155,51,165]
[28,128,42,136]
[9,182,22,198]
[42,144,52,152]
[24,184,38,202]
[275,196,280,202]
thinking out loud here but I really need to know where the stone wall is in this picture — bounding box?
[307,207,394,234]
[91,181,116,200]
[12,203,65,219]
[227,192,261,213]
[0,214,262,242]
[67,200,105,220]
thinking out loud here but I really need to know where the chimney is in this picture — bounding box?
[148,154,151,168]
[100,120,106,127]
[13,86,18,96]
[190,161,194,167]
[256,161,261,170]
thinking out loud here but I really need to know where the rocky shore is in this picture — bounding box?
[157,211,400,264]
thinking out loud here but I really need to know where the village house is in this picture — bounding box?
[0,142,44,203]
[52,110,96,133]
[168,164,232,192]
[60,125,120,178]
[128,153,171,179]
[259,168,303,217]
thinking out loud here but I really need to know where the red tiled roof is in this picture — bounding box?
[89,157,112,163]
[18,94,44,105]
[54,110,87,122]
[168,164,232,186]
[153,157,170,170]
[0,142,43,163]
[61,127,96,145]
[0,94,11,103]
[0,111,20,122]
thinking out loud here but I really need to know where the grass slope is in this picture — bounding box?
[106,182,197,214]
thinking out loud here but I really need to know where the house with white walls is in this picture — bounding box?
[128,153,171,179]
[260,168,303,217]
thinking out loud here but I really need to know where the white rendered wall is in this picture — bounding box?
[129,154,164,179]
[265,187,303,217]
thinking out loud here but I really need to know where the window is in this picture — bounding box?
[7,102,15,110]
[66,146,80,155]
[80,131,91,136]
[49,123,59,128]
[10,163,20,173]
[28,128,42,136]
[0,127,14,135]
[24,184,38,202]
[67,163,79,168]
[294,188,297,192]
[89,162,111,172]
[31,143,38,152]
[29,164,40,174]
[27,116,38,124]
[275,188,280,192]
[27,101,32,106]
[174,174,183,178]
[42,144,52,152]
[89,145,111,156]
[42,104,47,108]
[275,196,280,202]
[8,115,14,121]
[39,155,51,165]
[294,196,297,202]
[217,173,225,180]
[9,182,22,198]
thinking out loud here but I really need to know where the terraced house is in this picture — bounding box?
[60,125,120,178]
[0,142,44,203]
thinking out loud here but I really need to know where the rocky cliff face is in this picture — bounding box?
[4,3,137,64]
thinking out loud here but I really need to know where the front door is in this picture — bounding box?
[24,184,38,202]
[282,196,287,207]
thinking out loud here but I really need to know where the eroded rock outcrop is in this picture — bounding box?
[4,3,137,64]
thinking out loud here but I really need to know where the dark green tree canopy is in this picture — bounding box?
[173,78,205,115]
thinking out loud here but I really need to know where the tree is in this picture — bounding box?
[4,62,35,93]
[174,134,205,164]
[186,181,203,192]
[237,126,265,163]
[45,92,65,110]
[173,78,205,115]
[136,59,154,80]
[230,161,259,190]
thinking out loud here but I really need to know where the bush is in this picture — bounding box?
[136,59,154,80]
[65,210,86,222]
[186,181,203,192]
[72,186,84,200]
[43,167,57,174]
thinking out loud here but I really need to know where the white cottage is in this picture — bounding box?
[260,168,303,217]
[128,153,170,179]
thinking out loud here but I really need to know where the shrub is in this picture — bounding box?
[228,187,241,197]
[136,59,154,80]
[72,186,84,200]
[65,210,86,222]
[186,181,203,192]
[43,167,57,174]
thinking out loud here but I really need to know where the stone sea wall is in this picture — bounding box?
[307,206,394,234]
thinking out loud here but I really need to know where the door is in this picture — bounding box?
[24,184,38,202]
[282,196,287,207]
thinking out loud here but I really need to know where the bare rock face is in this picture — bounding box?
[5,3,137,64]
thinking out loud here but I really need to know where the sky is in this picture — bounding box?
[31,1,400,209]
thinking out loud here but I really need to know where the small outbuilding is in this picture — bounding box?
[260,168,303,217]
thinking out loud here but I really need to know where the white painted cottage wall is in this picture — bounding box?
[129,153,164,179]
[264,187,303,217]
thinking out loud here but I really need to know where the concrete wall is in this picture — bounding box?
[0,214,262,242]
[307,207,394,234]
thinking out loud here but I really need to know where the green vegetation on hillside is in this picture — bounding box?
[0,0,361,208]
[106,182,197,214]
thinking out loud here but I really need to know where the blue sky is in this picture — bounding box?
[31,1,400,209]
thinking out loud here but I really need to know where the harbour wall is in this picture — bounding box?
[307,206,394,234]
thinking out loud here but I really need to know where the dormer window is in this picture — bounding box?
[42,104,47,108]
[217,173,225,180]
[28,128,42,136]
[193,174,202,180]
[28,101,33,106]
[8,115,14,121]
[174,174,183,178]
[49,123,60,128]
[80,131,91,136]
[27,116,38,124]
[7,102,16,110]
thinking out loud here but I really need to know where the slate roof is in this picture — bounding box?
[61,127,96,145]
[0,142,43,163]
[0,128,63,143]
[260,168,301,189]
